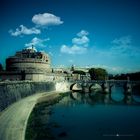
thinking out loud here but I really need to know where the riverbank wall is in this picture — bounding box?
[0,81,56,112]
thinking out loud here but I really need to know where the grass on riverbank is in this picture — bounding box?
[25,92,69,140]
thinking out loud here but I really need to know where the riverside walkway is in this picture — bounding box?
[0,91,59,140]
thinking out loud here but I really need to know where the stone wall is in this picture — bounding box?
[0,81,55,112]
[0,71,66,81]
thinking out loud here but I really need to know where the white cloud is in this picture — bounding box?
[61,45,87,54]
[32,13,63,26]
[111,36,131,46]
[77,30,89,37]
[9,25,41,36]
[25,37,49,48]
[72,36,89,46]
[110,36,133,55]
[60,30,89,54]
[96,36,136,57]
[9,13,63,37]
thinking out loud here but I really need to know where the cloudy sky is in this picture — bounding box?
[0,0,140,73]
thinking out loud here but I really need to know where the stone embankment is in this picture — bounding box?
[0,81,55,112]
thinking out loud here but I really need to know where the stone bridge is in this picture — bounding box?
[68,80,140,95]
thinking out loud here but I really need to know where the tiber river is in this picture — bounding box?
[26,84,140,140]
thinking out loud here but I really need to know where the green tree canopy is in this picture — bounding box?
[88,68,108,80]
[0,63,3,71]
[73,70,86,75]
[114,72,140,81]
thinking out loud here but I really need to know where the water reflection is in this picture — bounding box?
[26,85,140,140]
[49,86,140,140]
[133,95,140,103]
[111,85,124,102]
[132,85,140,103]
[70,85,140,105]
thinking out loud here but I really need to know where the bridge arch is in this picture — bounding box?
[70,83,82,91]
[131,84,140,103]
[89,83,102,93]
[70,83,76,90]
[132,84,140,94]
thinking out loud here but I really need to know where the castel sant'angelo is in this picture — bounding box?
[6,46,51,72]
[0,46,55,81]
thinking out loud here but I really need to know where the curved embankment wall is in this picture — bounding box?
[0,81,55,112]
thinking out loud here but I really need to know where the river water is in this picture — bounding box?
[26,85,140,140]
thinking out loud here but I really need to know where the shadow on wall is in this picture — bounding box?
[0,81,55,112]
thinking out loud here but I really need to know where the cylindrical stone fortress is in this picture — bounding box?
[6,46,51,72]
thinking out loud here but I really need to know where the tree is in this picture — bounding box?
[63,71,68,74]
[73,70,86,75]
[88,68,108,80]
[88,68,96,80]
[0,63,3,71]
[113,72,140,81]
[108,74,114,80]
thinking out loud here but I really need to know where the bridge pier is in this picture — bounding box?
[123,82,133,104]
[101,82,109,93]
[123,82,132,95]
[123,94,133,104]
[82,82,90,93]
[109,84,113,94]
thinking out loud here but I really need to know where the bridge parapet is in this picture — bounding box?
[68,80,140,94]
[68,79,140,83]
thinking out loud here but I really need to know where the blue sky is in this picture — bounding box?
[0,0,140,73]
